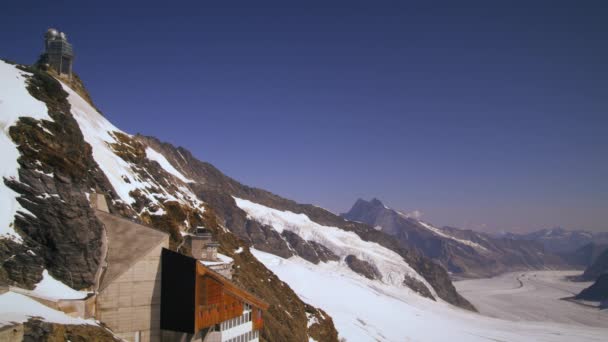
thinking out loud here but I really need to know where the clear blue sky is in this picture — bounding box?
[2,1,607,232]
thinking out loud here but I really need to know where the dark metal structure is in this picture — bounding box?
[44,28,74,77]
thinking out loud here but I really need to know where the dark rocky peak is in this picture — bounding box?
[342,198,391,222]
[341,198,420,236]
[346,198,386,216]
[369,198,386,208]
[345,255,381,280]
[575,274,608,303]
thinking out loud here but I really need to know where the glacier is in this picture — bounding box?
[238,197,608,342]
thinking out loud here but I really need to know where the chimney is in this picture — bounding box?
[190,227,218,261]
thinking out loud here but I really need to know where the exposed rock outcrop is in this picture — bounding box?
[22,319,121,342]
[575,274,608,303]
[403,275,434,298]
[1,66,127,290]
[579,249,608,282]
[345,255,381,280]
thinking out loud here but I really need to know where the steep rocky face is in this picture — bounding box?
[21,318,121,342]
[1,65,130,290]
[342,198,566,279]
[575,274,608,303]
[345,255,381,280]
[579,249,608,282]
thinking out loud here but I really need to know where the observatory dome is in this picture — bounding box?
[45,28,59,39]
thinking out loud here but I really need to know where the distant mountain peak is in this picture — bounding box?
[372,198,393,210]
[341,196,566,278]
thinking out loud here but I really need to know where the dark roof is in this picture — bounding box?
[95,210,169,291]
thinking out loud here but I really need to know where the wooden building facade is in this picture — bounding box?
[161,249,268,341]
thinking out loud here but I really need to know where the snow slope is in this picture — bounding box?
[61,81,203,211]
[0,291,96,328]
[416,219,488,251]
[0,61,49,242]
[145,147,193,183]
[234,197,432,290]
[253,249,608,342]
[12,270,90,301]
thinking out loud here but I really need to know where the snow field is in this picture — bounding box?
[234,197,432,291]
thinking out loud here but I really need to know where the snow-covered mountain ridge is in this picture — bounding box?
[234,197,434,292]
[342,198,567,278]
[503,227,608,254]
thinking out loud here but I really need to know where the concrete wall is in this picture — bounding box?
[97,239,168,342]
[93,193,109,213]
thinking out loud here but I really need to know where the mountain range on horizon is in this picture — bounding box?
[335,198,602,238]
[341,198,572,278]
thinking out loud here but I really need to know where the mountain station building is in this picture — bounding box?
[8,193,268,342]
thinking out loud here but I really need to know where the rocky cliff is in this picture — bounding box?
[575,274,608,304]
[578,249,608,282]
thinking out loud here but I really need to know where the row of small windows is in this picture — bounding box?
[220,311,251,331]
[225,330,259,342]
